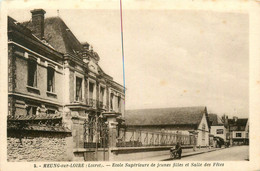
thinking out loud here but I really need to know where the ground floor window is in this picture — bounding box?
[26,106,37,115]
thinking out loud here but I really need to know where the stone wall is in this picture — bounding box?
[7,130,73,162]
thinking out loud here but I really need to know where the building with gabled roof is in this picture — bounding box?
[228,117,249,145]
[208,114,226,147]
[125,106,210,147]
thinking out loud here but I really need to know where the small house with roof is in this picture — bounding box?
[125,106,210,147]
[208,114,227,147]
[228,117,249,145]
[208,114,226,141]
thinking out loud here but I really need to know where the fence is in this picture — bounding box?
[86,98,107,110]
[83,117,109,149]
[116,129,195,147]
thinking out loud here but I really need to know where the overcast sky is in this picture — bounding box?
[9,9,249,118]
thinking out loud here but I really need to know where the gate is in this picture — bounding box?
[83,115,109,161]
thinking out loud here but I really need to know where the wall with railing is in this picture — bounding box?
[116,129,196,147]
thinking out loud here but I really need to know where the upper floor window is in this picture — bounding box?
[236,133,242,137]
[100,86,105,102]
[118,96,121,112]
[216,129,223,134]
[75,77,82,101]
[110,93,114,110]
[47,67,55,92]
[27,60,37,87]
[202,123,206,140]
[89,82,94,99]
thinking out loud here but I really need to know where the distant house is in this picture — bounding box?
[208,114,226,141]
[228,117,249,145]
[125,106,210,147]
[208,114,226,147]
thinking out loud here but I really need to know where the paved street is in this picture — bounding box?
[179,146,249,161]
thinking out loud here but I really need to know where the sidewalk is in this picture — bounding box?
[137,147,225,161]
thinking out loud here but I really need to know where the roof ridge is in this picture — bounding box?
[126,106,206,111]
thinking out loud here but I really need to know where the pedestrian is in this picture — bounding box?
[175,142,182,159]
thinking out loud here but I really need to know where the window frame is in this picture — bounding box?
[75,76,83,102]
[47,66,55,92]
[236,132,242,138]
[202,123,206,140]
[216,129,224,134]
[27,59,38,87]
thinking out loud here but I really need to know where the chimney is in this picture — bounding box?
[82,42,90,51]
[233,116,238,122]
[30,9,46,40]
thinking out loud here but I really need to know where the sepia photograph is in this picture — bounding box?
[6,7,249,162]
[1,1,260,170]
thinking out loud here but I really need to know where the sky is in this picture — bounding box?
[8,9,249,118]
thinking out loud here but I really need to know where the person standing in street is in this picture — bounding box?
[175,142,182,159]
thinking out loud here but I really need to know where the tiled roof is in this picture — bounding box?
[208,114,224,126]
[228,118,248,131]
[125,106,207,129]
[8,124,71,133]
[8,113,62,121]
[23,17,83,55]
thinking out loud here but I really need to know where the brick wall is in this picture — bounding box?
[7,130,73,162]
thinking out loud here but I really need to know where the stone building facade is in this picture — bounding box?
[7,9,125,161]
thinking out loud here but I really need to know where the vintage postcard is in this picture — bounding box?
[0,0,260,170]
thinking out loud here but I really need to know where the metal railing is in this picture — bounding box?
[116,129,195,147]
[86,98,97,108]
[98,101,107,110]
[86,98,107,110]
[83,117,109,149]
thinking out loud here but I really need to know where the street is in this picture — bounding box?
[179,146,249,161]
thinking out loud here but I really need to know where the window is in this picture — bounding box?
[236,133,242,137]
[26,106,37,115]
[216,129,224,134]
[202,123,206,140]
[47,109,55,114]
[118,96,121,112]
[75,77,82,101]
[27,60,37,87]
[89,82,94,99]
[47,67,55,92]
[110,93,114,110]
[100,87,105,102]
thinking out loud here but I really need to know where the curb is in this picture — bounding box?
[162,148,226,161]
